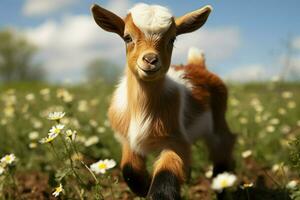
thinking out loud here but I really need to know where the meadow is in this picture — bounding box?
[0,80,299,200]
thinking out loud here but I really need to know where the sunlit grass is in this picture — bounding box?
[0,81,299,199]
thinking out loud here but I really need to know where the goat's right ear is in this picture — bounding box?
[91,4,125,38]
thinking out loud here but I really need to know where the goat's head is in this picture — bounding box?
[91,3,212,81]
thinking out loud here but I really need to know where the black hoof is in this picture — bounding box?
[148,171,181,200]
[122,164,151,197]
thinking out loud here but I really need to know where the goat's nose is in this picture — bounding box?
[143,53,159,65]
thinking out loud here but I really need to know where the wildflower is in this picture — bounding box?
[39,132,58,144]
[65,129,77,141]
[4,106,15,118]
[40,88,50,96]
[48,112,65,121]
[29,131,39,140]
[89,119,98,127]
[286,180,298,189]
[241,182,253,189]
[104,119,110,127]
[1,154,16,165]
[84,136,99,147]
[281,125,291,134]
[29,142,37,149]
[287,101,296,109]
[281,91,293,99]
[52,183,63,197]
[211,172,237,192]
[78,100,88,112]
[32,120,43,129]
[269,118,279,125]
[0,166,4,175]
[57,89,73,103]
[25,93,35,101]
[266,125,275,133]
[272,164,280,173]
[205,166,213,178]
[255,115,262,123]
[241,150,252,159]
[239,117,248,124]
[229,97,239,106]
[97,126,106,133]
[90,159,116,174]
[49,124,65,135]
[278,108,286,115]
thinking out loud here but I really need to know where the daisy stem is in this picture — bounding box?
[80,160,99,184]
[70,140,99,184]
[50,143,61,160]
[8,170,18,191]
[59,135,85,186]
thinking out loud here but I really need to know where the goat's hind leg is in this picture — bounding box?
[121,143,151,197]
[204,126,236,176]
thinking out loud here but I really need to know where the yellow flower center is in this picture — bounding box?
[54,128,60,134]
[98,163,107,169]
[220,180,228,188]
[5,156,11,162]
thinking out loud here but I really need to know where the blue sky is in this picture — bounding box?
[1,0,300,82]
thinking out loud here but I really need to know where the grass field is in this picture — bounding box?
[0,81,299,200]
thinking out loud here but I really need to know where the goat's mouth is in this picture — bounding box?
[137,64,161,76]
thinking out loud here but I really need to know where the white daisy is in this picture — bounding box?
[0,154,16,165]
[48,112,65,121]
[286,180,298,189]
[28,131,39,140]
[211,172,237,192]
[49,124,65,135]
[39,132,58,144]
[65,129,77,141]
[84,136,99,147]
[52,183,63,197]
[90,159,116,174]
[241,150,252,159]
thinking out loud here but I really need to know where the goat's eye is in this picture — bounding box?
[124,34,133,43]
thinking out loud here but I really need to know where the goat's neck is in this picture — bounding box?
[125,67,166,112]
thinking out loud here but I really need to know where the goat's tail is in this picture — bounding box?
[187,47,206,68]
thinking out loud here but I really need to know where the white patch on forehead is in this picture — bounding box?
[129,3,173,35]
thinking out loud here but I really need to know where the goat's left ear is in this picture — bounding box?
[91,4,125,38]
[175,5,212,36]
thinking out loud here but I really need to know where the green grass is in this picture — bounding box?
[0,81,299,200]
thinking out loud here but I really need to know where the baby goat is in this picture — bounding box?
[91,3,236,199]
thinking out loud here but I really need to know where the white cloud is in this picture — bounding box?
[24,0,132,81]
[292,36,300,50]
[26,15,125,81]
[224,64,268,82]
[173,27,241,64]
[23,0,78,17]
[23,0,241,82]
[107,0,132,16]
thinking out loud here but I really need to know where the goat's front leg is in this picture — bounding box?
[148,144,190,200]
[121,142,151,197]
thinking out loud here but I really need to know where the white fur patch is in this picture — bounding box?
[167,67,193,90]
[129,3,173,35]
[188,47,204,62]
[128,113,152,155]
[113,76,127,111]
